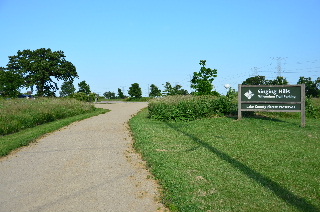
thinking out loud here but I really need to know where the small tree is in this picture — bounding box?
[149,84,162,97]
[103,91,116,99]
[78,80,91,94]
[117,88,125,99]
[163,82,188,95]
[59,81,76,97]
[128,83,142,98]
[191,60,218,95]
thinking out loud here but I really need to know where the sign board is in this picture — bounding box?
[238,84,306,127]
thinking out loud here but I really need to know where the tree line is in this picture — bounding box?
[242,75,320,97]
[1,48,319,99]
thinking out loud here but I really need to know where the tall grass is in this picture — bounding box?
[148,95,237,121]
[0,98,97,135]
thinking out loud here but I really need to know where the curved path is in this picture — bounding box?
[0,102,167,212]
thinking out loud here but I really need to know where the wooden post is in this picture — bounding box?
[238,84,242,120]
[301,84,306,127]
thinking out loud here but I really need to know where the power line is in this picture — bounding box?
[271,57,288,76]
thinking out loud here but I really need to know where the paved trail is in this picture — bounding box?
[0,102,166,212]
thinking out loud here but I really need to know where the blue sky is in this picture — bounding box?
[0,0,319,96]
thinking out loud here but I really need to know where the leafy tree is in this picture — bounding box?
[6,48,78,96]
[59,81,76,97]
[128,83,142,98]
[297,77,320,97]
[117,88,126,99]
[191,60,218,95]
[269,76,289,85]
[103,91,116,99]
[163,82,189,95]
[78,80,91,94]
[243,75,289,86]
[149,84,162,97]
[242,75,267,85]
[0,67,24,97]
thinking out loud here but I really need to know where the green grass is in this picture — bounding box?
[129,109,320,212]
[0,107,108,157]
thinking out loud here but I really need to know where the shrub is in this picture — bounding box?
[306,97,320,119]
[72,92,98,102]
[148,95,237,121]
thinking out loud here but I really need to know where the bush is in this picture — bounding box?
[72,92,98,102]
[148,95,237,121]
[306,97,320,119]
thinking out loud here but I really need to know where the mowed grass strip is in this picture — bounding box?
[129,109,320,212]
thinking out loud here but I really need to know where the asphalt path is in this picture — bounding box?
[0,102,167,212]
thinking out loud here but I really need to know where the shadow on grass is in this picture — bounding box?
[227,114,287,123]
[165,122,319,212]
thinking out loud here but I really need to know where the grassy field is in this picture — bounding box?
[130,109,320,212]
[0,98,108,157]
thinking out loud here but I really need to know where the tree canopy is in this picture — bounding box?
[59,81,76,97]
[117,88,126,99]
[191,60,217,95]
[128,83,142,98]
[297,77,320,97]
[103,91,116,99]
[242,76,288,85]
[149,84,162,97]
[78,80,91,94]
[7,48,78,96]
[163,82,188,95]
[0,67,24,97]
[242,75,267,85]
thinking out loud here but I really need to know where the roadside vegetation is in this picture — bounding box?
[0,98,101,135]
[148,95,237,121]
[130,107,320,212]
[0,98,108,156]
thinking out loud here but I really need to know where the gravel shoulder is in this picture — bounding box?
[0,102,167,212]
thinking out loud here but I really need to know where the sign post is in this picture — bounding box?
[238,84,306,127]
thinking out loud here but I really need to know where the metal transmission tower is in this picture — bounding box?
[271,57,287,76]
[250,66,260,76]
